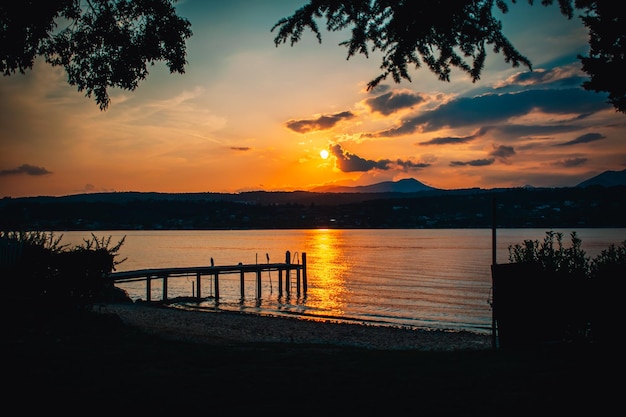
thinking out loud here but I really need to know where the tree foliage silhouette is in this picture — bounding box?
[3,1,622,113]
[0,0,191,110]
[272,0,626,113]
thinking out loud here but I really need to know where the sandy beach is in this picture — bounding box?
[6,299,615,415]
[99,302,492,351]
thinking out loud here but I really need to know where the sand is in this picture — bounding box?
[7,300,614,415]
[98,302,492,351]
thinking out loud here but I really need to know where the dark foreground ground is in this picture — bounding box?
[5,306,618,415]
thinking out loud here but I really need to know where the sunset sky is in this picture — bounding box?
[2,0,625,198]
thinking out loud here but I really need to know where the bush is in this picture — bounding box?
[508,231,591,278]
[1,231,128,311]
[501,231,626,346]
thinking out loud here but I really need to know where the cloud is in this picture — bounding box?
[490,123,582,139]
[365,88,611,138]
[0,164,52,176]
[330,148,432,173]
[230,146,251,151]
[553,157,588,167]
[82,183,115,193]
[555,132,606,146]
[364,90,425,115]
[493,65,587,90]
[419,127,489,145]
[330,144,391,172]
[489,145,516,163]
[367,84,391,94]
[395,159,431,171]
[449,158,495,167]
[285,111,355,133]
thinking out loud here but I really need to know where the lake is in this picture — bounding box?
[60,228,625,334]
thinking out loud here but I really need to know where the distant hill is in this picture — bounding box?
[310,178,438,193]
[577,169,626,188]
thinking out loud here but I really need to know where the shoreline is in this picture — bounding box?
[99,302,492,351]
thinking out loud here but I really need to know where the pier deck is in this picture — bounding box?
[108,251,306,302]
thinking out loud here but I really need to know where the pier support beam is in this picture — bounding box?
[302,252,307,295]
[285,251,291,297]
[214,271,220,303]
[146,275,152,302]
[296,267,301,297]
[196,272,202,300]
[240,267,245,299]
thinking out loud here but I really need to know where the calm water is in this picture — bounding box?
[61,228,625,334]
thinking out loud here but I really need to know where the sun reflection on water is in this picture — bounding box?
[303,229,351,319]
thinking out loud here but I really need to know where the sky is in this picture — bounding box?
[1,0,625,198]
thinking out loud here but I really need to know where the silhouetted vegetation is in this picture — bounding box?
[0,0,192,110]
[3,2,623,113]
[1,186,625,230]
[1,231,129,311]
[274,0,626,113]
[493,231,626,348]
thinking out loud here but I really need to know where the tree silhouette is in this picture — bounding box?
[4,1,622,113]
[273,0,626,113]
[577,1,626,113]
[0,0,192,110]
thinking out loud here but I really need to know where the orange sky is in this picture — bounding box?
[1,1,625,198]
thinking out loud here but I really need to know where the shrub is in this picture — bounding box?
[508,231,591,278]
[504,230,625,345]
[1,231,127,311]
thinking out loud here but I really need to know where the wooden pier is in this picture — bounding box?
[108,251,306,303]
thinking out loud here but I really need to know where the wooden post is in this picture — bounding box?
[196,272,202,299]
[278,269,283,297]
[162,274,168,301]
[146,275,152,302]
[214,271,220,303]
[240,266,245,299]
[256,269,262,299]
[491,195,498,350]
[296,266,301,297]
[285,251,291,297]
[492,195,497,266]
[302,252,307,294]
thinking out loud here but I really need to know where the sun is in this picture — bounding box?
[320,149,329,159]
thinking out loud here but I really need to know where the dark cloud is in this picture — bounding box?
[395,159,431,170]
[492,123,582,139]
[449,158,495,167]
[330,144,390,172]
[365,91,425,115]
[419,127,489,145]
[420,136,472,146]
[286,111,355,133]
[82,183,115,193]
[366,88,610,138]
[0,164,52,176]
[555,132,606,146]
[553,157,588,167]
[368,84,391,94]
[230,146,251,151]
[490,145,516,163]
[495,67,586,89]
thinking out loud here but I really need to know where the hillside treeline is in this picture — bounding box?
[1,186,624,230]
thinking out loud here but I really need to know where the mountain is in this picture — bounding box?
[310,178,438,193]
[577,169,626,188]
